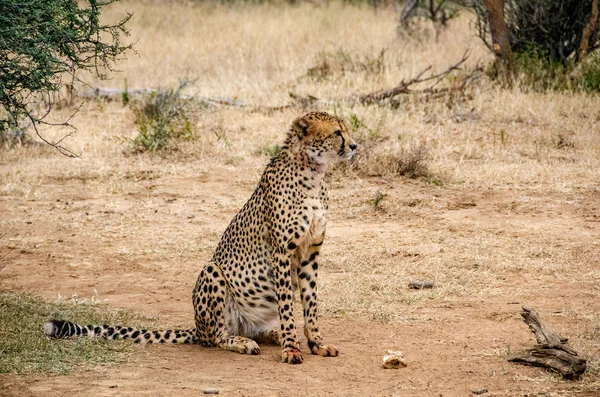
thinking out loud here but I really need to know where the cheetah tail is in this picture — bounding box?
[43,319,197,344]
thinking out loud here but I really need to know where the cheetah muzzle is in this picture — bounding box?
[44,111,357,364]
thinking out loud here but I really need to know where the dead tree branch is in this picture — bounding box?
[79,88,248,108]
[76,53,478,117]
[288,51,478,109]
[508,306,586,379]
[358,50,471,105]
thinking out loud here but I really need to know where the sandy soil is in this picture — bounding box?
[1,153,599,396]
[2,1,600,395]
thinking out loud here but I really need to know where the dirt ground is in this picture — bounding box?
[1,149,599,396]
[2,1,600,396]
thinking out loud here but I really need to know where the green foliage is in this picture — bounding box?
[262,143,281,158]
[369,190,387,210]
[348,112,384,140]
[512,47,570,91]
[473,0,600,92]
[474,0,598,66]
[122,79,130,105]
[495,48,600,92]
[580,54,600,92]
[0,0,132,152]
[131,82,195,152]
[0,291,152,375]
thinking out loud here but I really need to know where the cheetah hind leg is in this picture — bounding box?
[193,266,260,355]
[253,329,281,345]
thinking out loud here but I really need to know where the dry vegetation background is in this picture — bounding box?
[1,1,600,396]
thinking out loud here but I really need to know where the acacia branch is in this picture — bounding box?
[26,113,82,158]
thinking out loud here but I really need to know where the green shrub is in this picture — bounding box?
[131,82,195,152]
[0,0,132,152]
[512,47,570,91]
[473,0,599,66]
[473,0,600,92]
[261,143,282,158]
[580,54,600,92]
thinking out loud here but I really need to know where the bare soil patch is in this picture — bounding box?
[2,2,600,395]
[1,158,599,396]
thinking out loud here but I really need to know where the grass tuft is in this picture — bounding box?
[131,81,196,152]
[351,140,433,179]
[305,49,387,81]
[0,291,153,375]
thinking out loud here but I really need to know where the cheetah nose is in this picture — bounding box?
[349,143,357,151]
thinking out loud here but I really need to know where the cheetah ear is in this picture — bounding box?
[293,117,309,140]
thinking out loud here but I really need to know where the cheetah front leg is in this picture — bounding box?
[273,248,303,364]
[297,239,339,357]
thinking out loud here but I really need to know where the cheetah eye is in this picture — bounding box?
[334,130,342,136]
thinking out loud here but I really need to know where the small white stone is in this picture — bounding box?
[382,350,407,369]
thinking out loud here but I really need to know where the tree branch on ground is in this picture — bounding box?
[358,50,473,104]
[508,306,587,380]
[75,53,479,116]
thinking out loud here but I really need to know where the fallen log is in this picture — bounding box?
[290,51,481,108]
[508,306,586,379]
[74,53,480,113]
[78,87,247,108]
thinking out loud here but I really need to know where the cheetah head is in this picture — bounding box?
[288,111,357,167]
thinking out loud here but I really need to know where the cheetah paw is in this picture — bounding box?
[242,339,261,355]
[310,342,339,357]
[281,347,304,364]
[228,338,260,355]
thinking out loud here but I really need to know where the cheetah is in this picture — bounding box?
[44,111,357,364]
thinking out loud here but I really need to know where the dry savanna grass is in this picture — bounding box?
[0,291,153,375]
[1,1,599,395]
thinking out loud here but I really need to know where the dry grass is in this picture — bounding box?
[1,0,599,391]
[0,291,152,375]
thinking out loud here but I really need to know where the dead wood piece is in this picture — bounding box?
[78,88,248,108]
[520,306,568,347]
[408,280,435,289]
[509,306,586,379]
[292,52,477,109]
[79,87,152,100]
[508,348,587,379]
[358,51,472,105]
[76,54,479,115]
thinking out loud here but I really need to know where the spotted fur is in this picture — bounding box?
[44,111,357,364]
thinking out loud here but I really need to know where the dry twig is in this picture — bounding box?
[358,50,471,104]
[508,306,586,379]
